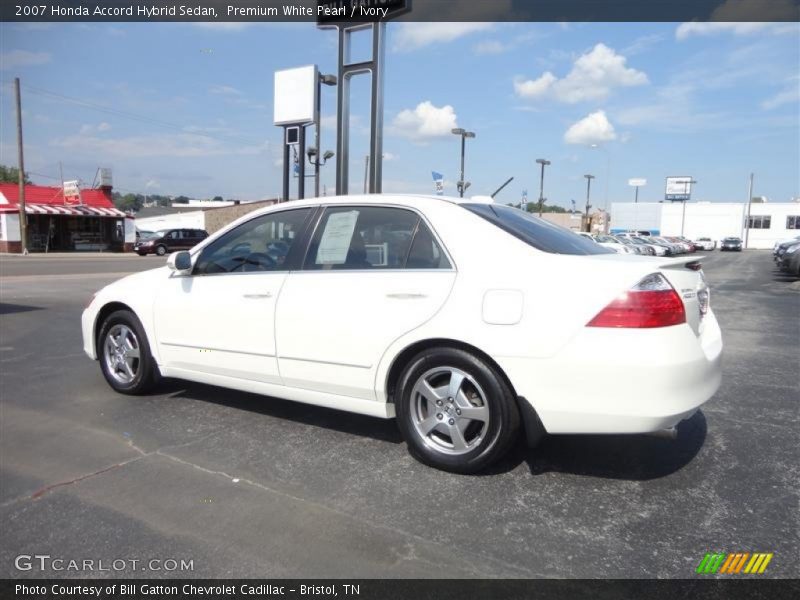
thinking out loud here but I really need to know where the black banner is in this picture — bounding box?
[2,0,799,23]
[2,580,800,600]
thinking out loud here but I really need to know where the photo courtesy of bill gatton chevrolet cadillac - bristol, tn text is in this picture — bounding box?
[82,194,722,473]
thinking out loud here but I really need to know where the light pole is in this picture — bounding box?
[744,173,754,248]
[584,174,595,232]
[680,179,697,237]
[535,158,550,216]
[313,73,337,198]
[451,128,475,198]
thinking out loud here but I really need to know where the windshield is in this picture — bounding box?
[462,204,613,255]
[724,237,741,242]
[154,230,172,238]
[595,235,618,243]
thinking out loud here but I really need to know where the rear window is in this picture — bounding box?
[462,204,613,255]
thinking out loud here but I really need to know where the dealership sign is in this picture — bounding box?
[628,178,647,187]
[665,176,693,201]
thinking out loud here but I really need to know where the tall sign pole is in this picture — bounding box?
[14,78,27,254]
[318,1,410,195]
[744,172,754,249]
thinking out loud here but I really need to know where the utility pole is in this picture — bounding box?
[14,78,27,254]
[536,158,550,216]
[584,174,595,233]
[363,155,369,194]
[744,172,754,249]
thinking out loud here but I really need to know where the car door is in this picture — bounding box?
[154,207,315,384]
[275,205,457,401]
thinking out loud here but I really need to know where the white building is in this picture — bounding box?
[610,201,800,249]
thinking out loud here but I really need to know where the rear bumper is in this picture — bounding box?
[499,311,723,434]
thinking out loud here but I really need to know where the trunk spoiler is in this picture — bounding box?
[659,256,705,271]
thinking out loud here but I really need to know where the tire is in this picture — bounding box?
[98,310,160,395]
[395,347,520,474]
[137,252,147,256]
[155,245,167,256]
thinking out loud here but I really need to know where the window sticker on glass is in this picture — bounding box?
[316,210,359,265]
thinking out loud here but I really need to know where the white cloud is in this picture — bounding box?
[145,179,160,189]
[79,122,112,135]
[761,77,800,110]
[51,132,268,159]
[514,43,648,103]
[473,40,508,55]
[564,111,617,145]
[0,50,52,70]
[390,101,458,142]
[382,152,398,161]
[393,23,493,51]
[676,21,797,40]
[209,85,243,96]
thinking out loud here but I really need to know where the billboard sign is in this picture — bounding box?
[665,176,693,201]
[274,65,318,126]
[628,178,647,187]
[431,171,444,195]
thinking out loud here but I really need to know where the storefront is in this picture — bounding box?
[0,183,135,253]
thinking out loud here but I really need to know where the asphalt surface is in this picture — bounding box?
[0,251,797,579]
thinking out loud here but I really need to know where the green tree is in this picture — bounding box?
[0,165,31,184]
[212,195,224,202]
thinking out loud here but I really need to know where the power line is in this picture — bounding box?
[19,83,267,148]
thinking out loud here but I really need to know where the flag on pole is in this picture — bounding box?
[432,171,444,196]
[571,199,576,212]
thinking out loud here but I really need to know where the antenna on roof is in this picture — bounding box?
[491,176,514,199]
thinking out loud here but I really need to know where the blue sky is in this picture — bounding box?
[1,21,798,207]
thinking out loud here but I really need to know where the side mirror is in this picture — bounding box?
[167,251,192,274]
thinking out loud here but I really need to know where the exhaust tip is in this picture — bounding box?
[646,427,678,440]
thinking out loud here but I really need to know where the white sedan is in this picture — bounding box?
[82,195,723,473]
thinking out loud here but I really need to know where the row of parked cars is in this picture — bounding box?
[773,235,800,277]
[576,231,713,256]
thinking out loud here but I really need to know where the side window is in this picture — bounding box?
[167,231,178,240]
[194,209,311,275]
[407,221,451,269]
[304,207,420,270]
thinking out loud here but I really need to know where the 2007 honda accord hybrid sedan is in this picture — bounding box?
[82,195,723,473]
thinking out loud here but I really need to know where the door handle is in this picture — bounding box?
[243,293,273,299]
[386,293,427,300]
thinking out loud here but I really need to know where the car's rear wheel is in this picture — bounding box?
[395,347,520,474]
[155,245,167,256]
[98,310,159,394]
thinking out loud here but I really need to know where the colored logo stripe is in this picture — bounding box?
[696,552,773,574]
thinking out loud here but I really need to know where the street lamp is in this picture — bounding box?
[535,158,550,216]
[452,128,476,198]
[313,73,338,198]
[584,174,595,232]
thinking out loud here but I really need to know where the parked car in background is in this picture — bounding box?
[622,235,664,256]
[613,235,646,255]
[694,237,716,251]
[135,228,209,256]
[593,234,637,254]
[774,239,800,265]
[648,236,679,256]
[773,235,800,256]
[781,244,800,277]
[669,237,696,253]
[720,237,743,252]
[82,194,722,474]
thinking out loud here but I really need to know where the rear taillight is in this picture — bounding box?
[587,273,686,328]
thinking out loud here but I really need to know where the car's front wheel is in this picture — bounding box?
[155,245,167,256]
[395,347,520,474]
[98,310,160,394]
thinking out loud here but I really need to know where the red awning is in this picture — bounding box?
[0,203,128,218]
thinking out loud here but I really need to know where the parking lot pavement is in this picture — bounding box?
[0,251,797,578]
